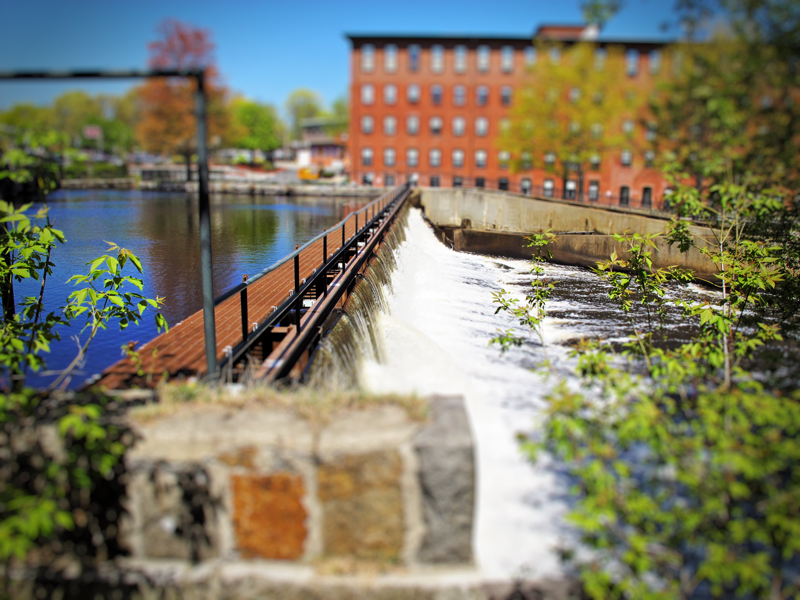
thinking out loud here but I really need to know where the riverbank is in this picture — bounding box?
[60,178,381,197]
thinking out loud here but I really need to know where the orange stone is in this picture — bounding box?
[231,472,307,560]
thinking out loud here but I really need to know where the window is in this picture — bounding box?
[475,150,487,168]
[620,186,630,206]
[569,121,581,133]
[499,119,511,134]
[501,86,513,106]
[362,44,375,72]
[362,173,374,185]
[569,87,581,103]
[498,150,510,169]
[521,152,532,170]
[452,149,465,168]
[663,187,674,210]
[383,84,397,105]
[452,116,466,136]
[431,84,443,105]
[475,177,486,188]
[406,148,419,167]
[593,91,604,105]
[521,178,532,195]
[642,186,652,207]
[621,149,633,166]
[548,46,561,64]
[360,115,374,134]
[525,47,536,66]
[453,85,466,106]
[429,148,442,168]
[454,45,467,72]
[408,44,421,71]
[475,117,489,136]
[383,147,396,166]
[544,179,554,197]
[591,123,603,139]
[626,49,639,76]
[564,181,577,200]
[499,177,509,191]
[645,150,655,168]
[385,175,395,187]
[544,151,556,165]
[645,122,656,141]
[361,147,373,166]
[384,44,398,72]
[477,45,491,71]
[594,47,607,70]
[431,44,444,73]
[501,45,514,72]
[407,84,420,103]
[453,176,463,188]
[430,176,440,187]
[649,50,661,74]
[361,84,375,105]
[590,153,601,170]
[383,116,397,135]
[623,119,634,135]
[406,115,420,135]
[588,181,599,201]
[476,86,489,106]
[429,116,443,135]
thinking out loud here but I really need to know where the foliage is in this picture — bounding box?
[495,171,798,598]
[499,41,641,200]
[285,88,323,140]
[135,19,230,172]
[490,230,556,358]
[229,97,283,155]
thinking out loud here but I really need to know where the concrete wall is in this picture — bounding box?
[416,187,716,279]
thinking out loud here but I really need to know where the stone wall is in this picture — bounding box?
[120,396,475,576]
[416,187,717,279]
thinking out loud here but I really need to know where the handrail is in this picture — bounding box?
[213,182,410,306]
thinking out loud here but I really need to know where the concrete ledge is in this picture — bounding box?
[417,188,716,279]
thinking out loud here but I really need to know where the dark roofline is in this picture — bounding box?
[344,33,674,46]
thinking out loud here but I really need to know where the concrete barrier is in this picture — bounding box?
[415,187,717,280]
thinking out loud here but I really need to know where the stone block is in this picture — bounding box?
[231,472,307,560]
[318,450,404,561]
[414,396,475,564]
[132,465,219,561]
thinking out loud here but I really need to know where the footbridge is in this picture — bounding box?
[97,183,413,388]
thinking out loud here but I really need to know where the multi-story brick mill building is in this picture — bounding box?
[346,25,672,209]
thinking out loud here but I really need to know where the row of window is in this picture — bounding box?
[361,43,663,77]
[360,83,513,107]
[362,115,498,136]
[359,114,655,141]
[360,148,656,169]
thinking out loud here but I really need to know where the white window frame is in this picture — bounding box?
[406,148,419,167]
[360,115,374,134]
[383,147,396,166]
[501,45,514,73]
[475,117,489,137]
[361,147,373,166]
[429,148,442,168]
[383,116,397,136]
[431,44,445,73]
[475,149,487,168]
[477,45,491,72]
[452,116,466,136]
[383,84,397,105]
[361,44,375,72]
[361,84,374,105]
[454,45,467,73]
[384,44,398,73]
[407,84,420,103]
[406,115,420,135]
[429,116,443,135]
[452,149,465,168]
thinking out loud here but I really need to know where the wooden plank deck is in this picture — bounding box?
[96,206,373,389]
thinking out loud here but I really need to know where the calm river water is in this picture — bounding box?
[17,189,370,389]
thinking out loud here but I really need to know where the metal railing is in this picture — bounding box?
[216,182,412,372]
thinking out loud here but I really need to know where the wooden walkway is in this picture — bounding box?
[96,191,397,389]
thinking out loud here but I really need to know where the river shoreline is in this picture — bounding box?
[60,177,382,197]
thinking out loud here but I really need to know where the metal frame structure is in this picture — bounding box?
[0,68,219,378]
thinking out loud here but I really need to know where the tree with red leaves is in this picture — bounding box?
[136,19,229,180]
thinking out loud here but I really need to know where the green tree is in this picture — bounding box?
[230,97,283,159]
[499,41,639,201]
[285,88,323,140]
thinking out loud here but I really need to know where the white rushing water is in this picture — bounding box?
[359,208,601,580]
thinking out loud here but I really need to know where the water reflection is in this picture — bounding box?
[19,190,371,388]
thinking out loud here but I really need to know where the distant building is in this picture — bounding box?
[298,116,349,174]
[346,25,670,209]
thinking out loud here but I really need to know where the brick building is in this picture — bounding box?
[346,25,672,209]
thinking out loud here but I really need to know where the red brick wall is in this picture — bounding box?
[349,38,672,210]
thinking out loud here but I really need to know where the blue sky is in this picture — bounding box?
[0,0,676,116]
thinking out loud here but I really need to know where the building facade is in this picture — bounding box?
[347,26,671,210]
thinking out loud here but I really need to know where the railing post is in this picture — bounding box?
[323,234,328,297]
[342,221,345,250]
[240,274,248,343]
[294,254,301,331]
[355,212,359,235]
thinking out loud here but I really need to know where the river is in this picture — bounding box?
[13,189,371,389]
